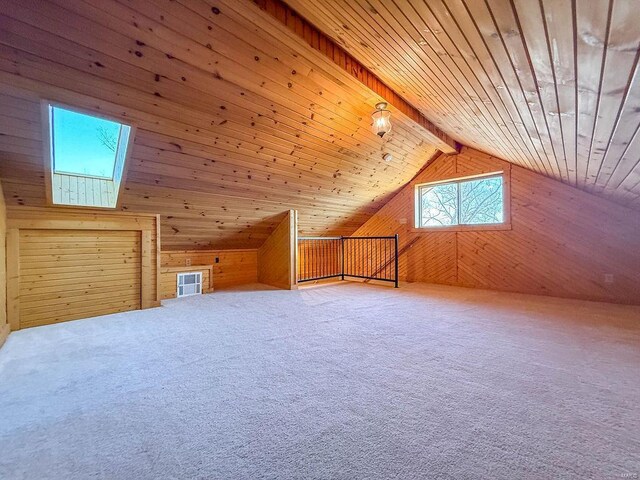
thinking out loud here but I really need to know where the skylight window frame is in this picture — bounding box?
[42,100,136,209]
[412,169,512,233]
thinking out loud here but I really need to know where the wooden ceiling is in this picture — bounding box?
[285,0,640,208]
[0,0,441,249]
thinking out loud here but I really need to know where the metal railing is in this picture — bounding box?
[297,235,399,287]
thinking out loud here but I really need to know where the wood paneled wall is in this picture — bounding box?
[161,249,258,289]
[354,148,640,305]
[0,181,8,346]
[258,210,297,289]
[6,207,160,329]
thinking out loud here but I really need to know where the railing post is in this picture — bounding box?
[394,234,399,288]
[340,236,345,281]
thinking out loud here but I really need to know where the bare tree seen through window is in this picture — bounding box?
[419,176,503,227]
[420,183,458,226]
[92,125,120,177]
[96,126,117,153]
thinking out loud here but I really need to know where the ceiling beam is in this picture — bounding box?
[253,0,459,154]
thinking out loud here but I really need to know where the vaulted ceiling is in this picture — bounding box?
[286,0,640,208]
[0,0,441,249]
[1,0,639,251]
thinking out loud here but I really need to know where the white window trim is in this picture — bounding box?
[413,170,511,232]
[176,272,203,298]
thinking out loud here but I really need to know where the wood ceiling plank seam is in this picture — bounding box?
[596,55,640,191]
[122,187,384,219]
[0,113,41,140]
[286,0,492,151]
[133,132,436,189]
[129,156,408,204]
[123,176,400,214]
[370,0,506,142]
[461,0,556,178]
[420,0,540,171]
[589,3,640,188]
[122,174,391,213]
[119,181,383,211]
[582,6,639,190]
[538,0,578,185]
[0,143,41,158]
[600,118,640,193]
[133,134,395,185]
[130,143,433,196]
[0,99,40,119]
[574,0,612,189]
[614,154,640,203]
[513,0,569,183]
[450,0,558,176]
[0,92,41,112]
[582,0,618,187]
[348,0,506,152]
[394,0,526,163]
[485,0,562,180]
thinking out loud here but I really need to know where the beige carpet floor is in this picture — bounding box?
[0,282,639,479]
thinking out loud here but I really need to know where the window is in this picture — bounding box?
[177,272,203,298]
[44,102,134,208]
[415,173,507,229]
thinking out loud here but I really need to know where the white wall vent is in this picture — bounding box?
[177,272,202,298]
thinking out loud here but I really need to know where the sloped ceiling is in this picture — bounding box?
[285,0,640,209]
[0,0,439,249]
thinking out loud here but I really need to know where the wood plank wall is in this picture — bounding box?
[0,181,8,346]
[257,210,297,289]
[6,207,160,329]
[161,249,258,289]
[354,147,640,305]
[0,0,443,249]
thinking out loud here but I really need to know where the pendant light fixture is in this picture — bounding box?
[371,102,392,138]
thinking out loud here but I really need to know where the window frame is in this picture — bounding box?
[412,170,511,233]
[177,272,203,298]
[42,100,136,209]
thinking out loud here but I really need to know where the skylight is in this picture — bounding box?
[51,106,129,179]
[45,103,134,208]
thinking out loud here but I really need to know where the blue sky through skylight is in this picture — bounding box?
[51,107,122,178]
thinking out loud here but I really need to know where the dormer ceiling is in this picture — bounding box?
[285,0,640,208]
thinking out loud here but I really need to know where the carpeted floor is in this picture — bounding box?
[0,282,639,479]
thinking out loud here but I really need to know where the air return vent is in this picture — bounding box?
[177,272,202,298]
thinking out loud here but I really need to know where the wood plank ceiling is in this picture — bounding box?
[285,0,640,208]
[0,0,441,249]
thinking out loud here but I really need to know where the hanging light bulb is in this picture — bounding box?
[371,102,392,138]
